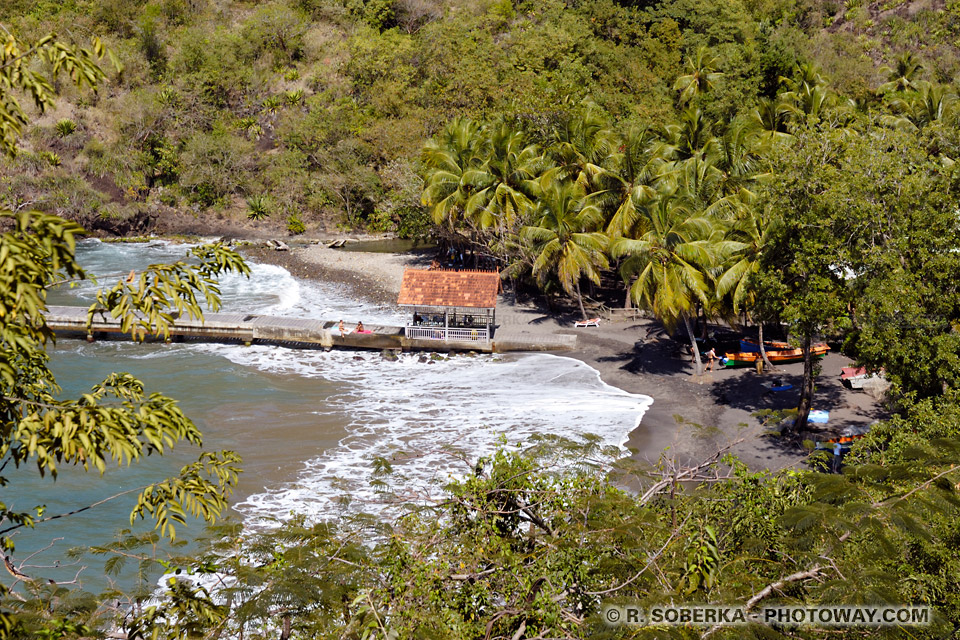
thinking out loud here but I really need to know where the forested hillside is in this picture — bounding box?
[8,3,960,639]
[1,0,957,236]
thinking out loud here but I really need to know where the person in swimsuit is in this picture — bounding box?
[705,347,717,372]
[338,320,345,336]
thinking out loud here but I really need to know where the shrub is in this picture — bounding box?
[179,132,255,207]
[235,116,263,139]
[37,174,107,222]
[262,95,284,114]
[54,119,77,138]
[240,3,308,64]
[157,87,179,107]
[284,89,305,106]
[395,205,431,239]
[138,15,167,78]
[286,211,306,234]
[41,151,62,166]
[246,194,273,220]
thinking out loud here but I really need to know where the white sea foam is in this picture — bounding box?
[67,240,651,525]
[66,239,404,326]
[191,344,652,523]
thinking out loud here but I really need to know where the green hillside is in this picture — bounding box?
[1,0,957,236]
[8,3,960,638]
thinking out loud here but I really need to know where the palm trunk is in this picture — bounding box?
[683,313,703,376]
[575,280,588,321]
[758,323,775,372]
[794,333,814,432]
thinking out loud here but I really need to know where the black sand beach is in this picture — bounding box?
[245,240,885,471]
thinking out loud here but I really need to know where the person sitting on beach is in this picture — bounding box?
[355,321,367,334]
[705,347,717,372]
[338,320,345,337]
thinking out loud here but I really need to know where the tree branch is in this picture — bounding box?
[743,564,824,611]
[701,565,825,639]
[873,464,957,509]
[639,439,743,505]
[585,514,690,596]
[0,486,146,536]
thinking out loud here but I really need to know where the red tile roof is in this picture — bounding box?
[397,269,500,308]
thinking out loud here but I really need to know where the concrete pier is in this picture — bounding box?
[44,306,576,354]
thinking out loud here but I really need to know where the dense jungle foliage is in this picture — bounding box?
[5,1,960,639]
[0,0,958,236]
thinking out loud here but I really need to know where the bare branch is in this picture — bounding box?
[639,439,743,505]
[744,564,824,611]
[701,565,825,639]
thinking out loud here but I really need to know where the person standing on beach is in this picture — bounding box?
[705,347,717,372]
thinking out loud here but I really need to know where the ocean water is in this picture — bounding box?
[11,239,652,590]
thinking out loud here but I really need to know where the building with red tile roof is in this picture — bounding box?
[397,269,499,343]
[398,269,500,308]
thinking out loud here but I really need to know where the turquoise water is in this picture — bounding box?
[7,239,653,594]
[11,342,344,589]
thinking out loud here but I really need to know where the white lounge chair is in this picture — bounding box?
[575,318,600,327]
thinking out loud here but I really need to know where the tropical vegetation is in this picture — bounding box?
[4,1,960,639]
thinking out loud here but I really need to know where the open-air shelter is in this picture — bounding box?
[397,269,499,343]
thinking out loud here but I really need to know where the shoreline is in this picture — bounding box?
[242,240,884,471]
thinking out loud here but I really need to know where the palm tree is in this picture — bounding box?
[715,209,779,369]
[462,122,543,234]
[546,99,617,187]
[574,127,665,238]
[661,107,716,162]
[780,83,832,122]
[610,190,724,375]
[673,46,724,104]
[779,62,825,95]
[711,119,770,217]
[884,83,957,131]
[521,182,609,320]
[749,96,795,145]
[777,62,833,123]
[878,52,924,94]
[673,154,725,215]
[421,117,483,231]
[583,128,673,308]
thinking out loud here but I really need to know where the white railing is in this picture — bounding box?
[405,326,489,342]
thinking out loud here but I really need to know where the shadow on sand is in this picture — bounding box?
[596,330,696,377]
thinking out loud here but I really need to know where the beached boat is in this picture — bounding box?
[738,338,792,353]
[840,366,886,390]
[721,340,829,367]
